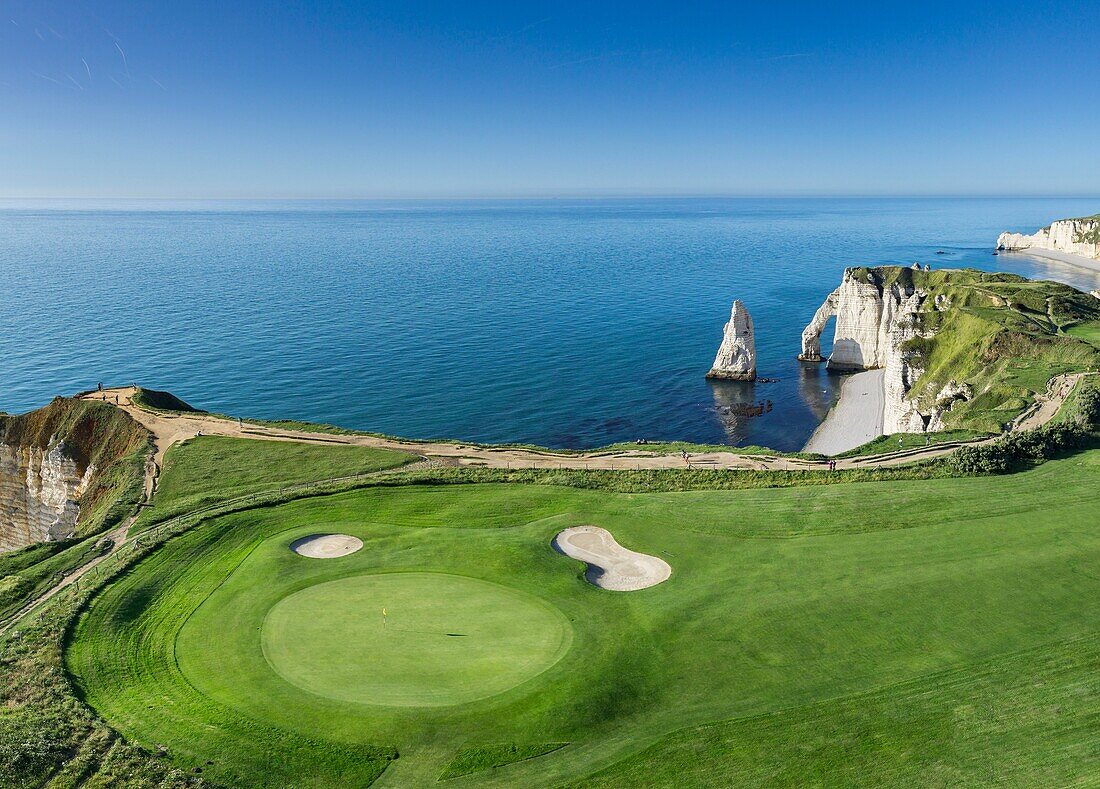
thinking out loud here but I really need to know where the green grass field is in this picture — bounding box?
[261,572,571,707]
[1068,318,1100,348]
[133,435,419,530]
[65,444,1100,786]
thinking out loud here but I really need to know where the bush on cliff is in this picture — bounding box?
[949,422,1094,475]
[1073,382,1100,426]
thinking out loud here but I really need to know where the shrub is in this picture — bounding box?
[1074,384,1100,427]
[950,444,1012,474]
[949,422,1093,475]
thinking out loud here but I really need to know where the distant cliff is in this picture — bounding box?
[0,398,150,552]
[801,266,1100,435]
[997,215,1100,261]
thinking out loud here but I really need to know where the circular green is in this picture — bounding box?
[260,572,572,707]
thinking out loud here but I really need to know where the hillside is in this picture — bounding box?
[900,269,1100,432]
[803,266,1100,435]
[0,398,151,551]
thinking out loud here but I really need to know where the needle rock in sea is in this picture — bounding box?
[706,300,756,381]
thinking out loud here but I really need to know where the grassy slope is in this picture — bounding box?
[804,266,1100,434]
[890,269,1100,433]
[574,633,1100,788]
[0,536,102,624]
[67,448,1100,787]
[439,743,568,781]
[1067,318,1100,347]
[132,435,418,531]
[833,429,986,458]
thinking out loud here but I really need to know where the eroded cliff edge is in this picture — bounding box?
[998,215,1100,261]
[801,266,1100,435]
[0,397,150,552]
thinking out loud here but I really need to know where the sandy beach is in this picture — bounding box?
[803,369,885,455]
[1001,248,1100,276]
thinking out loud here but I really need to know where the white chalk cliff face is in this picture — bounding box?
[0,440,92,552]
[706,299,756,381]
[801,268,968,435]
[800,268,918,370]
[997,217,1100,260]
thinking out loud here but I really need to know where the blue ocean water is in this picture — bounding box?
[2,197,1099,451]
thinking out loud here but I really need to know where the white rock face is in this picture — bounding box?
[707,299,756,381]
[799,287,840,361]
[882,290,930,433]
[801,267,970,436]
[801,268,919,370]
[0,440,91,552]
[997,217,1100,260]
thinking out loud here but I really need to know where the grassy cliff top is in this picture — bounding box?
[857,267,1100,432]
[132,387,201,413]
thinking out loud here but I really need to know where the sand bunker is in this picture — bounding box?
[552,526,671,591]
[290,534,364,559]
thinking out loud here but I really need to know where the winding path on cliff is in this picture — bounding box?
[0,373,1086,637]
[84,375,1089,472]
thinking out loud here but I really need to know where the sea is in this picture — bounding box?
[3,197,1099,452]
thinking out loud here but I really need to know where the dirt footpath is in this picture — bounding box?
[81,374,1090,475]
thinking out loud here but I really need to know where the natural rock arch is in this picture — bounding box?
[799,287,840,362]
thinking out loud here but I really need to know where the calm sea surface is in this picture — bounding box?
[3,198,1099,451]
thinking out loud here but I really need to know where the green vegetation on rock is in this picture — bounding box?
[887,268,1100,433]
[131,387,202,413]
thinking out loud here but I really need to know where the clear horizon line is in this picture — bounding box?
[2,192,1100,202]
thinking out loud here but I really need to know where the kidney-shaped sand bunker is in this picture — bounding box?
[290,533,364,559]
[553,526,671,591]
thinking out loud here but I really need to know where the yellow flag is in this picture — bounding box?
[382,608,387,617]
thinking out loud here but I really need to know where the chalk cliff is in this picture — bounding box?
[0,442,92,552]
[706,300,756,381]
[800,267,962,434]
[997,215,1100,261]
[800,267,922,371]
[0,398,150,553]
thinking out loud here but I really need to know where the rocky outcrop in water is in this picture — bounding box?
[706,300,756,381]
[997,216,1100,260]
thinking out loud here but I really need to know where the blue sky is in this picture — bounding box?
[2,0,1098,198]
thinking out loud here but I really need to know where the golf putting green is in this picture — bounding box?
[260,572,572,707]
